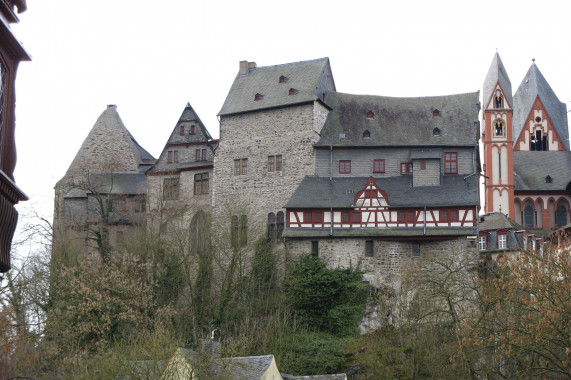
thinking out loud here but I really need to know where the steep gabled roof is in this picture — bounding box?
[285,175,479,209]
[513,151,571,191]
[148,102,216,174]
[483,53,513,108]
[218,58,336,116]
[513,63,570,150]
[316,92,480,147]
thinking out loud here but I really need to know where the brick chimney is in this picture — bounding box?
[239,60,256,75]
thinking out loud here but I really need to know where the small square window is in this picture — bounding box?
[400,163,412,174]
[373,159,385,173]
[339,160,351,174]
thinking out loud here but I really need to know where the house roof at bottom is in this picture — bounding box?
[513,151,571,191]
[220,355,275,379]
[479,212,522,231]
[282,374,347,380]
[285,175,479,209]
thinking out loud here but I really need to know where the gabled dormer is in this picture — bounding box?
[147,102,218,175]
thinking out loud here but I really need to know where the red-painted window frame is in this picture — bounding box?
[397,209,416,223]
[400,162,412,174]
[444,152,458,174]
[339,160,351,174]
[373,159,385,173]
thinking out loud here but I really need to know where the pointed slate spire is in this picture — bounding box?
[483,52,513,108]
[513,62,570,150]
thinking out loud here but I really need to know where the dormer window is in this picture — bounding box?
[433,109,440,117]
[363,130,371,139]
[279,75,287,84]
[288,88,296,96]
[433,128,441,136]
[254,93,262,101]
[545,175,552,183]
[367,111,374,119]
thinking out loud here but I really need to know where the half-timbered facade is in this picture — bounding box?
[284,91,481,290]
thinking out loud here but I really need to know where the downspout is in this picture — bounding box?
[423,206,426,235]
[330,207,333,236]
[329,145,333,181]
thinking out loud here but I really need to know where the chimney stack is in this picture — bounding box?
[238,60,256,75]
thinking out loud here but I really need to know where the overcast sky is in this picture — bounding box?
[11,0,571,220]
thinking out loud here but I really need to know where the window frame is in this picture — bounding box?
[163,178,180,201]
[365,240,374,257]
[444,152,458,174]
[478,235,486,251]
[311,241,319,257]
[179,126,185,135]
[373,159,385,173]
[268,155,283,173]
[400,162,412,174]
[498,234,507,249]
[194,172,209,195]
[339,160,351,174]
[234,158,248,175]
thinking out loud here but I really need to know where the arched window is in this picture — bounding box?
[494,90,503,108]
[363,130,371,139]
[523,204,535,228]
[555,204,568,228]
[277,211,285,241]
[433,128,441,136]
[433,109,440,117]
[367,111,374,119]
[494,119,504,136]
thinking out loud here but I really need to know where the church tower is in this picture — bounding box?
[482,53,515,218]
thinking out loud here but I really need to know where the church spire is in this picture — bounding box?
[483,52,513,110]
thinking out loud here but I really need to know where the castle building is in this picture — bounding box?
[146,102,218,229]
[53,105,156,254]
[0,0,30,273]
[214,58,335,244]
[482,53,571,233]
[282,91,481,287]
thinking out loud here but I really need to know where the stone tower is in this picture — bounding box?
[482,53,515,218]
[214,58,336,243]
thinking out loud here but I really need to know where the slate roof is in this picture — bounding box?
[63,172,147,198]
[218,58,336,116]
[316,91,480,147]
[285,175,479,209]
[483,53,513,108]
[513,151,571,191]
[221,355,276,380]
[513,63,570,150]
[479,212,522,231]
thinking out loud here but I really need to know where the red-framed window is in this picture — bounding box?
[373,159,385,173]
[168,150,178,163]
[304,211,323,223]
[419,160,426,170]
[400,162,412,174]
[440,209,459,222]
[444,152,458,174]
[398,210,416,223]
[339,160,351,174]
[364,189,378,198]
[196,149,207,162]
[341,211,361,223]
[353,212,361,223]
[190,125,195,134]
[202,149,207,161]
[179,126,185,135]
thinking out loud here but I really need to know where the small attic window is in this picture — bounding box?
[288,88,296,96]
[279,75,287,84]
[535,116,542,123]
[179,126,185,135]
[190,125,196,135]
[367,111,374,119]
[339,133,346,139]
[545,175,552,183]
[433,109,440,117]
[254,93,262,101]
[433,127,441,136]
[363,130,371,139]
